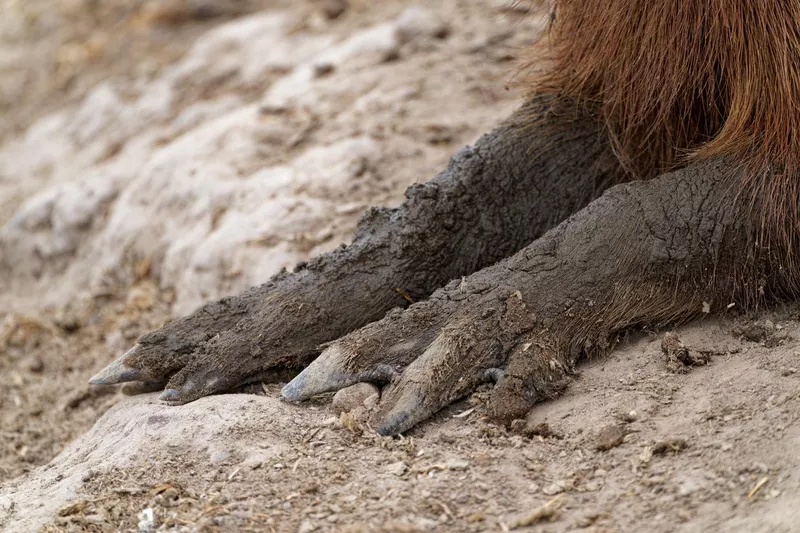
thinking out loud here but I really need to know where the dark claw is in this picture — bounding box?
[377,411,411,437]
[88,346,144,385]
[375,387,433,436]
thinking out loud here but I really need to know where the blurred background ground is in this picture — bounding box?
[0,1,798,532]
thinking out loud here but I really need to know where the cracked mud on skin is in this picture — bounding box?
[282,158,766,435]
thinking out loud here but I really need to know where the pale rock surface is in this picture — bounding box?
[1,6,512,313]
[0,394,298,532]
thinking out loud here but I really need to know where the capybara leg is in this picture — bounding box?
[89,97,621,403]
[284,158,767,435]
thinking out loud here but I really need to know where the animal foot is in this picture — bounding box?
[89,281,337,403]
[282,275,572,435]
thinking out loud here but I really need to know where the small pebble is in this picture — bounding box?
[209,450,230,465]
[384,461,407,476]
[298,520,316,533]
[542,483,564,496]
[585,480,603,492]
[24,356,45,373]
[595,424,627,451]
[331,383,380,413]
[137,508,158,533]
[445,458,469,471]
[363,392,379,410]
[317,0,348,20]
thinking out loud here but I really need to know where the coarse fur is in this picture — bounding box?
[521,0,800,305]
[529,0,800,177]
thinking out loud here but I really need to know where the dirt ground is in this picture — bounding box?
[1,1,799,532]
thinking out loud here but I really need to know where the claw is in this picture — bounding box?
[281,345,397,401]
[483,367,506,383]
[374,333,501,436]
[281,346,361,401]
[88,346,145,385]
[375,384,435,436]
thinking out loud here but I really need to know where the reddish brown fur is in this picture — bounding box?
[521,0,800,297]
[528,1,800,179]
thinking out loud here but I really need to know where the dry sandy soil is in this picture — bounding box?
[1,1,799,532]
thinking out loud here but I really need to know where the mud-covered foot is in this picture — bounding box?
[89,257,414,402]
[282,269,574,435]
[90,289,260,387]
[90,98,618,405]
[283,158,754,435]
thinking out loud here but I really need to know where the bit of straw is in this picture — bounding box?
[508,494,565,529]
[747,477,769,499]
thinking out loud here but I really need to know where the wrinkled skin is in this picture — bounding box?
[91,96,773,435]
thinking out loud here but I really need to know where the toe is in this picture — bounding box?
[281,345,398,401]
[373,326,507,435]
[92,293,254,388]
[159,360,224,404]
[282,302,448,401]
[158,338,288,404]
[487,336,573,423]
